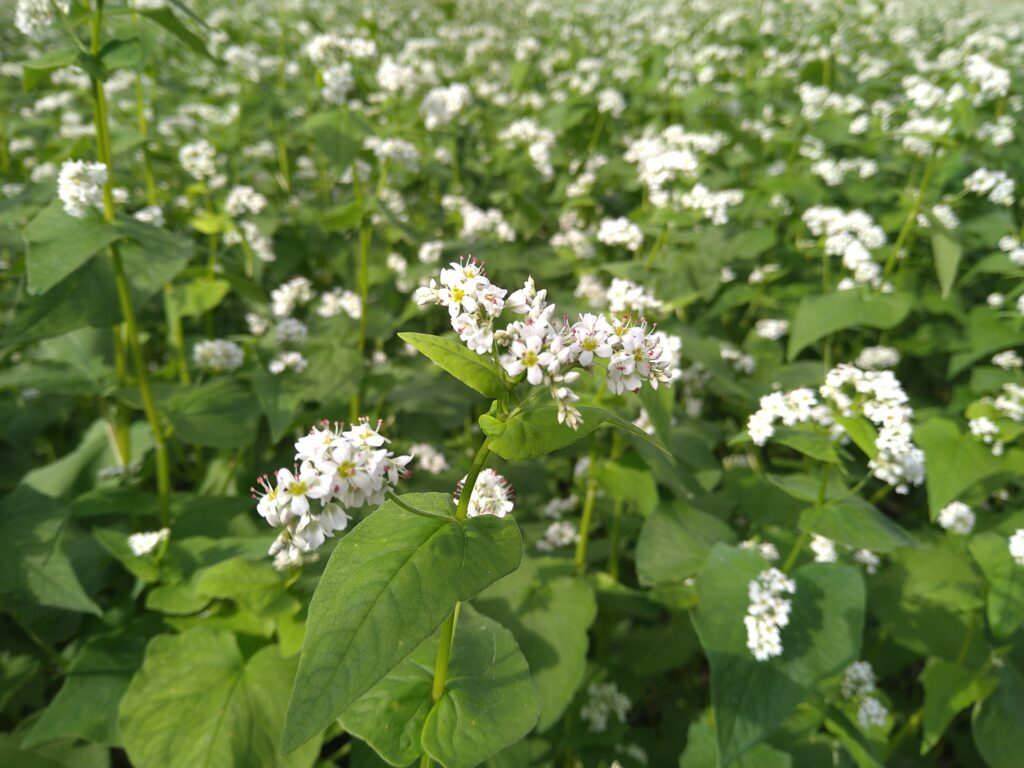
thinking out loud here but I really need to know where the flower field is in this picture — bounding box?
[2,0,1024,766]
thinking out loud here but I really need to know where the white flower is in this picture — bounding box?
[57,160,107,218]
[755,319,789,341]
[992,350,1023,371]
[127,528,170,557]
[811,535,838,563]
[16,0,70,37]
[1010,530,1024,566]
[460,468,514,518]
[842,661,877,699]
[224,185,267,217]
[536,521,580,551]
[857,697,889,730]
[745,568,797,661]
[255,420,410,561]
[192,339,244,373]
[322,62,354,105]
[597,217,643,252]
[580,681,631,733]
[937,501,975,535]
[179,139,217,180]
[268,351,308,375]
[421,83,471,130]
[409,443,448,475]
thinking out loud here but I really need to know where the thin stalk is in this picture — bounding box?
[574,451,599,575]
[606,500,623,579]
[586,112,607,154]
[349,178,372,420]
[783,464,830,573]
[90,1,171,526]
[449,135,461,193]
[420,436,493,768]
[883,153,936,280]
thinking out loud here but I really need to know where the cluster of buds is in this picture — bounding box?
[416,258,675,429]
[253,419,411,570]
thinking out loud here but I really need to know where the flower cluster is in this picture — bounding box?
[748,363,925,494]
[841,661,890,730]
[964,168,1015,206]
[536,520,580,551]
[1010,530,1024,567]
[937,501,975,535]
[253,420,411,570]
[416,259,675,428]
[744,567,797,662]
[420,83,471,130]
[192,339,245,373]
[580,681,631,733]
[57,160,107,219]
[802,206,889,291]
[458,468,514,518]
[127,528,170,557]
[15,0,70,37]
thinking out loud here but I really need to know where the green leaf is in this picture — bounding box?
[164,278,231,319]
[24,202,121,296]
[968,532,1024,639]
[25,631,148,747]
[485,406,666,461]
[799,498,916,554]
[932,231,962,299]
[281,493,523,754]
[138,7,212,59]
[679,717,793,768]
[636,503,735,586]
[100,38,143,72]
[972,662,1024,768]
[340,605,539,768]
[195,558,299,619]
[920,658,995,754]
[475,558,597,731]
[0,486,101,615]
[787,291,913,360]
[21,47,79,91]
[119,629,320,768]
[597,458,658,515]
[916,418,1008,519]
[157,380,260,449]
[772,427,840,464]
[833,415,878,460]
[398,332,505,398]
[693,545,865,765]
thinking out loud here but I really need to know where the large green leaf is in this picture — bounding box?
[151,380,260,449]
[972,662,1024,768]
[281,493,523,753]
[482,406,664,461]
[636,503,735,586]
[693,545,865,765]
[398,332,505,398]
[920,658,995,754]
[916,418,1011,518]
[475,558,597,731]
[24,202,121,296]
[340,605,538,768]
[119,629,319,768]
[0,486,100,615]
[799,498,916,554]
[968,532,1024,639]
[137,7,212,58]
[787,291,913,360]
[25,631,148,747]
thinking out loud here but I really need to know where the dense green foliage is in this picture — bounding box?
[2,0,1024,767]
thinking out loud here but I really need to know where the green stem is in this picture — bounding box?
[883,153,936,280]
[586,112,607,155]
[449,135,461,193]
[574,452,598,575]
[349,181,372,421]
[90,0,171,526]
[420,435,493,767]
[606,500,623,579]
